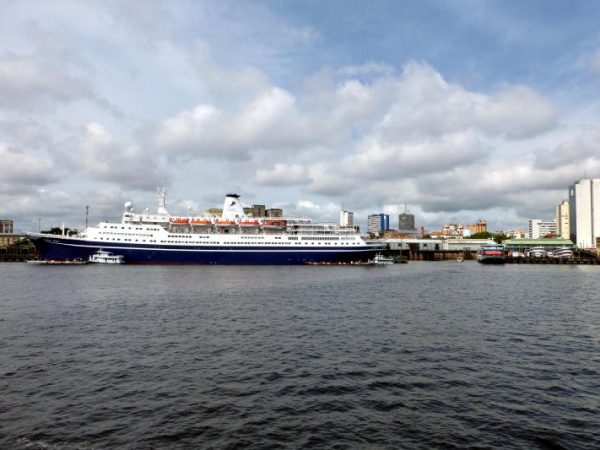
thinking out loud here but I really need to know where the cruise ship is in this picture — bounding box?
[28,190,383,265]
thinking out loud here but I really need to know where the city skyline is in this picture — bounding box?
[2,1,600,232]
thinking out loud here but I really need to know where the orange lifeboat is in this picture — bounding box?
[216,219,236,226]
[191,218,212,225]
[170,217,190,224]
[264,219,286,228]
[240,219,260,226]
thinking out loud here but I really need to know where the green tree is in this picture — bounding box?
[468,231,492,239]
[493,233,509,243]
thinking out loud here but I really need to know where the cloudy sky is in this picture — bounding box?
[2,0,600,232]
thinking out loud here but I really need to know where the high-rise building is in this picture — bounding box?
[528,219,557,239]
[398,213,415,231]
[467,220,487,235]
[0,219,14,234]
[252,204,266,218]
[266,208,283,218]
[340,210,354,227]
[569,178,600,248]
[367,214,389,234]
[555,200,570,240]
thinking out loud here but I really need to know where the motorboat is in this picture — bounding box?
[372,253,394,265]
[89,250,124,264]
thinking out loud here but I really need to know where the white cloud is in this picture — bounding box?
[0,143,59,193]
[337,61,395,77]
[533,128,600,170]
[377,63,557,141]
[254,163,312,186]
[340,131,486,180]
[0,55,93,109]
[153,87,310,159]
[77,123,166,189]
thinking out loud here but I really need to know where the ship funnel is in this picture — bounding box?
[222,194,244,220]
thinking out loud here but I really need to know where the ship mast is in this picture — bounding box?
[156,186,168,215]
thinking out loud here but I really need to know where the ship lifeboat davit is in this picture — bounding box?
[170,217,190,224]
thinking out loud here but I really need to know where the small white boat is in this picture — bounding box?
[89,250,125,264]
[372,253,394,265]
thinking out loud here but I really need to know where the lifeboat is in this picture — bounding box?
[239,219,260,226]
[264,219,286,229]
[216,219,236,226]
[170,217,190,224]
[191,218,213,225]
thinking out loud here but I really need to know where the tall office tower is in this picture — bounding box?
[528,219,557,239]
[367,214,390,234]
[398,212,415,231]
[569,178,600,248]
[340,210,354,227]
[555,200,570,240]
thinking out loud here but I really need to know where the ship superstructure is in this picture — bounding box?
[28,192,382,264]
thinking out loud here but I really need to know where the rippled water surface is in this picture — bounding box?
[1,262,599,449]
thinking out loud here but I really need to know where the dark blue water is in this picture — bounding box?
[1,262,599,449]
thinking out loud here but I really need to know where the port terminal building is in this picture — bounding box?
[387,238,494,251]
[385,238,495,260]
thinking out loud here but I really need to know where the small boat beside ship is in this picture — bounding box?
[372,253,394,265]
[477,244,506,264]
[89,250,124,264]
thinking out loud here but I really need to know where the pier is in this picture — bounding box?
[386,249,478,261]
[0,237,38,262]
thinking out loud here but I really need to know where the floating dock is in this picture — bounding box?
[26,260,89,265]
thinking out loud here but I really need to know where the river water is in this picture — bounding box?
[1,262,599,449]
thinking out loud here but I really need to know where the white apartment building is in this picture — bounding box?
[555,200,570,240]
[339,210,354,227]
[367,213,389,235]
[528,219,557,239]
[569,178,600,248]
